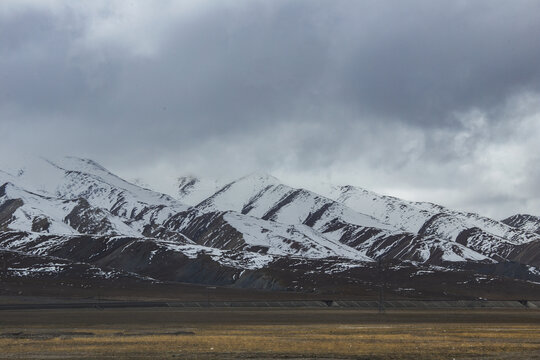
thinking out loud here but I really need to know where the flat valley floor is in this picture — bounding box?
[1,307,540,359]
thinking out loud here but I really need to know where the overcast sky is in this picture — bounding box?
[1,0,540,218]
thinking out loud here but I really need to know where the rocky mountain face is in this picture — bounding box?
[502,214,540,235]
[1,156,540,297]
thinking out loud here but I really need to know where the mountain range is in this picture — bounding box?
[1,156,540,299]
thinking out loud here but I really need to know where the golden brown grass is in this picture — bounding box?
[2,309,540,359]
[2,323,540,359]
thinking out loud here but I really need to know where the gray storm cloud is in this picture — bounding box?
[1,0,540,218]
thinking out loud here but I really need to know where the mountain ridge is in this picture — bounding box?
[1,156,540,297]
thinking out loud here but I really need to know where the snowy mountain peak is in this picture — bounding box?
[235,172,281,186]
[194,172,288,213]
[503,214,540,224]
[177,175,200,199]
[0,181,16,198]
[178,175,199,190]
[176,175,227,206]
[502,214,540,234]
[56,156,109,172]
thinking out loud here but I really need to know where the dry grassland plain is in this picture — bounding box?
[1,308,540,359]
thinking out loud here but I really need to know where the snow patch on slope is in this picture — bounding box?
[197,172,281,213]
[177,175,228,206]
[223,212,372,261]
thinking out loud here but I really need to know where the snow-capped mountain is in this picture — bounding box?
[189,173,480,264]
[325,185,537,244]
[0,157,371,265]
[502,214,540,235]
[177,175,227,206]
[179,173,540,266]
[0,156,189,237]
[2,156,540,296]
[196,173,397,231]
